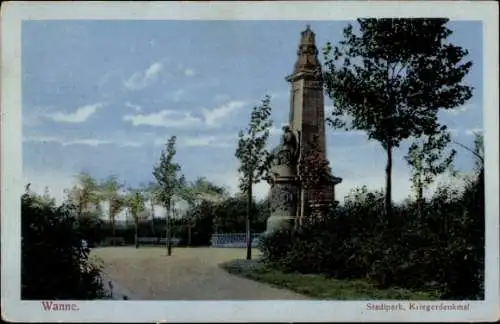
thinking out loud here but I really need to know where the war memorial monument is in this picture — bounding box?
[266,26,342,234]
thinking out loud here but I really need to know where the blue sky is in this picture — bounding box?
[22,20,483,209]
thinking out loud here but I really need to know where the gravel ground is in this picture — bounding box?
[92,247,309,300]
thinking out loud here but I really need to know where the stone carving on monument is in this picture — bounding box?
[264,126,300,235]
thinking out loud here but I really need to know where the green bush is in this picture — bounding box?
[260,171,485,300]
[21,190,108,300]
[259,228,294,266]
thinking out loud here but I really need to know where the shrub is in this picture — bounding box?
[259,228,294,266]
[260,171,485,300]
[21,190,108,300]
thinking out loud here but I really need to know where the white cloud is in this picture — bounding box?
[180,134,235,148]
[62,139,112,147]
[145,62,162,79]
[23,135,59,144]
[465,127,483,136]
[124,60,164,91]
[183,68,196,77]
[23,136,112,147]
[119,141,143,148]
[183,136,217,147]
[444,103,474,116]
[202,101,245,127]
[46,102,104,123]
[125,102,142,112]
[123,110,202,129]
[127,100,246,130]
[23,134,143,148]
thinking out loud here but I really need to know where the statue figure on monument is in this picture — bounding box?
[273,125,300,167]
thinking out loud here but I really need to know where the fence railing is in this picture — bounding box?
[98,234,262,248]
[210,233,262,248]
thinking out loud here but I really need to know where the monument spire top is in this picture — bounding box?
[301,24,315,45]
[293,25,321,75]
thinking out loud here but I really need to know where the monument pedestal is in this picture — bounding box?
[265,215,295,234]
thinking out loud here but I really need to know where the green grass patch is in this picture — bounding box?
[220,259,439,300]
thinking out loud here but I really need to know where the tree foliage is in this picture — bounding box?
[153,136,184,209]
[153,136,185,255]
[100,175,126,241]
[405,131,457,202]
[21,186,107,299]
[126,189,147,248]
[66,171,102,218]
[235,95,273,260]
[235,95,274,192]
[322,18,473,220]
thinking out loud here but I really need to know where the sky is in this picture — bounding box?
[22,20,483,217]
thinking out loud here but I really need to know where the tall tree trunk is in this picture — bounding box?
[416,175,423,218]
[246,175,253,261]
[111,209,116,246]
[166,201,172,256]
[188,223,192,247]
[385,145,393,227]
[150,202,156,237]
[134,212,139,249]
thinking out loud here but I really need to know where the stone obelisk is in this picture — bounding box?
[286,25,339,220]
[286,25,327,162]
[264,26,341,235]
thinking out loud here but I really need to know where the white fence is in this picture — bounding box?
[210,233,263,248]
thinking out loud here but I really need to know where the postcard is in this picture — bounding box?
[1,1,499,322]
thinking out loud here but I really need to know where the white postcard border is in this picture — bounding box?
[1,1,498,322]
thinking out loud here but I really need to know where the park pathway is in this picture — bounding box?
[92,247,310,300]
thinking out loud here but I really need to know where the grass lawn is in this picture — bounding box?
[220,259,440,300]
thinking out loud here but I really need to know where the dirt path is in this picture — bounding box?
[92,247,309,300]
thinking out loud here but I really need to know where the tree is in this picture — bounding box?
[153,135,184,256]
[187,177,228,241]
[143,181,160,238]
[453,132,484,169]
[323,18,473,223]
[126,189,147,248]
[21,187,107,299]
[404,131,456,213]
[235,95,273,260]
[100,175,126,245]
[67,172,102,219]
[30,186,56,208]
